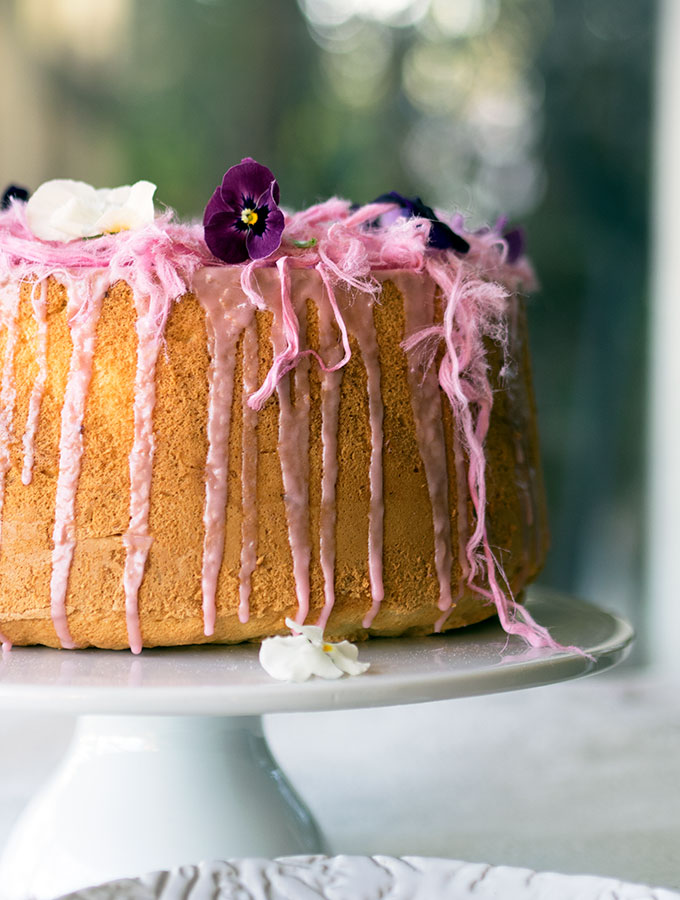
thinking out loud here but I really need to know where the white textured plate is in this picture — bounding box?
[0,590,632,716]
[56,855,679,900]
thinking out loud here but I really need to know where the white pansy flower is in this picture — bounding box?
[259,617,370,683]
[26,178,157,242]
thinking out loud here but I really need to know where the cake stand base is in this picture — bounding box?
[0,590,634,899]
[0,715,325,900]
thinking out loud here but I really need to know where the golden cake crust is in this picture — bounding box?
[0,273,547,649]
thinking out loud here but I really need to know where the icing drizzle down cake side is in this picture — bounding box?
[0,171,552,652]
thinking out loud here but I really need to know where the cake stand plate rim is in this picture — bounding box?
[0,589,634,715]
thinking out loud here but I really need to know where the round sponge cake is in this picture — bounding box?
[0,199,548,651]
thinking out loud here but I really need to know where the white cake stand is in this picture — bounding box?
[0,589,632,900]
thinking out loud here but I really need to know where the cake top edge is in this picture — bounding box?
[0,166,535,300]
[0,165,524,268]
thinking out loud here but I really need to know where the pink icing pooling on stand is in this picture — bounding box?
[0,192,562,652]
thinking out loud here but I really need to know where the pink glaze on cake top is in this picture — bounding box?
[0,194,561,654]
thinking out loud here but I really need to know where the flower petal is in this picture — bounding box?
[259,635,312,681]
[203,159,283,263]
[26,179,103,241]
[260,618,370,681]
[94,180,156,234]
[372,191,469,253]
[327,642,371,676]
[259,635,342,682]
[26,178,156,242]
[204,209,249,263]
[284,617,324,646]
[428,219,470,253]
[245,205,284,260]
[203,185,229,226]
[221,158,280,210]
[1,184,29,210]
[503,227,525,264]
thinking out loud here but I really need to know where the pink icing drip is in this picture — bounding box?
[192,269,255,635]
[344,298,384,629]
[199,319,236,637]
[122,298,164,655]
[434,429,471,633]
[199,292,238,635]
[21,280,48,485]
[316,367,342,631]
[246,258,352,412]
[398,273,454,615]
[0,282,20,539]
[273,264,313,624]
[50,273,108,650]
[404,255,565,650]
[313,286,344,632]
[0,282,20,651]
[277,373,312,623]
[248,257,307,411]
[0,206,212,347]
[238,321,259,624]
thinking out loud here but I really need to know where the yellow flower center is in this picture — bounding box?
[322,643,333,653]
[241,208,258,226]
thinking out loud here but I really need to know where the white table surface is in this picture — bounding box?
[0,668,678,894]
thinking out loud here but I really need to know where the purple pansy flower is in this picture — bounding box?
[475,217,526,264]
[373,191,470,254]
[1,184,29,210]
[502,226,525,264]
[203,158,285,264]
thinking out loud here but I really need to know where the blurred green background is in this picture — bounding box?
[0,0,654,641]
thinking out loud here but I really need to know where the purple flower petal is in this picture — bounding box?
[372,191,469,253]
[203,186,228,225]
[220,158,280,211]
[203,158,284,263]
[246,205,285,260]
[503,227,525,264]
[1,184,29,210]
[204,209,249,263]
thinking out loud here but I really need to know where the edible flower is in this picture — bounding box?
[203,157,285,264]
[503,226,525,264]
[25,179,157,242]
[259,617,370,682]
[1,184,30,210]
[373,191,469,253]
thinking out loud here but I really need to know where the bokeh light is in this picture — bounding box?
[297,0,549,218]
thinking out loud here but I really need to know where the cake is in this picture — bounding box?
[0,161,553,653]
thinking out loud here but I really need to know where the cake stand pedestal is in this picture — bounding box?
[0,589,633,900]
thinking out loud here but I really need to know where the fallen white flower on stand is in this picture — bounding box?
[26,178,157,242]
[259,618,370,682]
